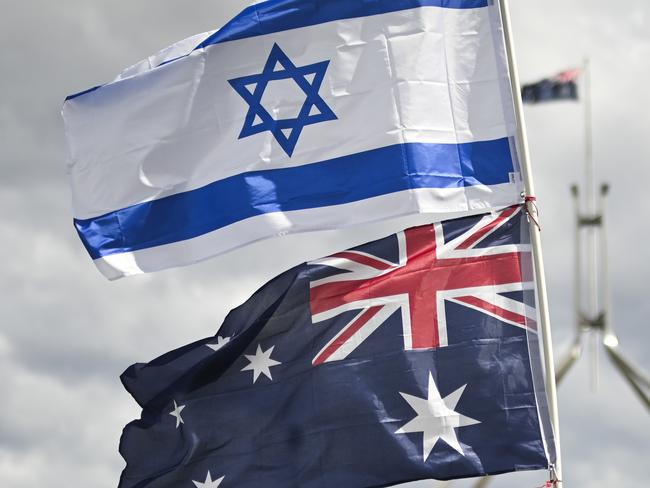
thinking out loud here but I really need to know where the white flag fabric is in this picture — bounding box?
[63,0,523,280]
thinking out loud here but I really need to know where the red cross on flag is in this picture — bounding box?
[309,206,537,365]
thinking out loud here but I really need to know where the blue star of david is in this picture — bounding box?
[228,43,337,157]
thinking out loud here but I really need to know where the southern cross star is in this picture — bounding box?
[192,471,225,488]
[206,335,231,352]
[396,372,480,461]
[228,43,337,156]
[241,344,282,383]
[169,400,186,429]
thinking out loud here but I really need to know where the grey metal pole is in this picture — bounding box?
[604,345,650,411]
[582,58,601,391]
[497,0,563,484]
[571,185,582,338]
[584,58,595,216]
[598,184,611,340]
[555,336,583,385]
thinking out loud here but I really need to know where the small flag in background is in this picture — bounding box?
[118,206,555,488]
[63,0,525,280]
[521,68,581,104]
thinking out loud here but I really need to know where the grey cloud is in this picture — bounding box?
[1,0,649,487]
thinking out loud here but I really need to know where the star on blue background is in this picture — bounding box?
[228,43,337,157]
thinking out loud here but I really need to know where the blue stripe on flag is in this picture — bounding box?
[197,0,489,49]
[65,0,488,101]
[75,138,513,260]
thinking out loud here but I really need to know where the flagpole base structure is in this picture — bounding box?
[496,0,564,485]
[604,341,650,410]
[563,181,650,410]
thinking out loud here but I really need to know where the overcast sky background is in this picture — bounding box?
[1,1,649,487]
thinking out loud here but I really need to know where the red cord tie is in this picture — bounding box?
[537,466,561,488]
[537,480,561,488]
[524,195,541,231]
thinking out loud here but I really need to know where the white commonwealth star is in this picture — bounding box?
[241,344,281,383]
[192,471,224,487]
[206,336,231,352]
[169,400,185,429]
[396,372,481,461]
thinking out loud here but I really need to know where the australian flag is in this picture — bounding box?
[522,69,580,104]
[119,206,556,487]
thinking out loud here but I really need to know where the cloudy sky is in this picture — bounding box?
[1,0,649,487]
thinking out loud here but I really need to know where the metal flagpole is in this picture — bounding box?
[583,58,595,215]
[582,58,601,391]
[497,0,564,485]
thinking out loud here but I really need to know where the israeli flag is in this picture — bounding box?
[63,0,523,280]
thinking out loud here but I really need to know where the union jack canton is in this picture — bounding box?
[310,206,536,365]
